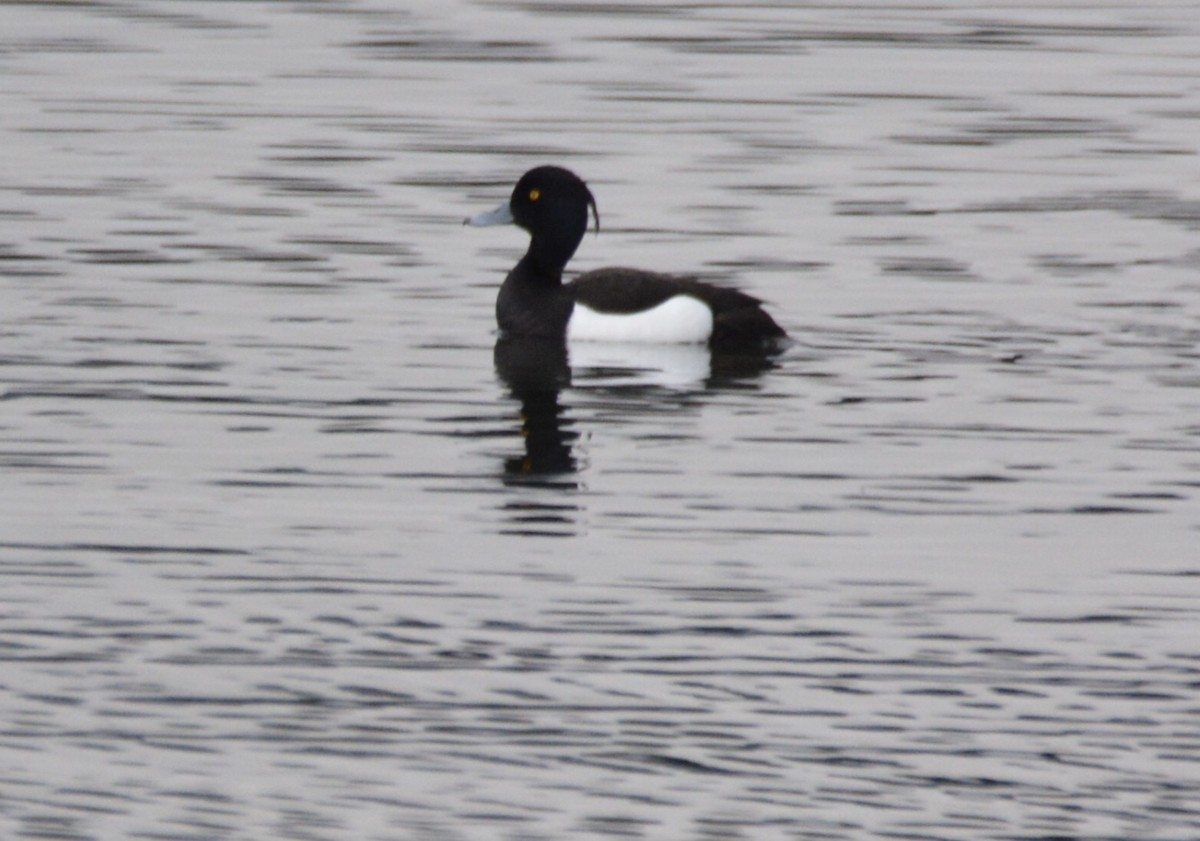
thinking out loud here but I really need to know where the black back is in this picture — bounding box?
[570,268,787,349]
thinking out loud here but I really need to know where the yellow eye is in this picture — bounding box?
[528,188,541,202]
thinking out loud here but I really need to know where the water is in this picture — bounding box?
[2,1,1199,839]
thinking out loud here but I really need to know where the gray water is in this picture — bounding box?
[2,2,1199,839]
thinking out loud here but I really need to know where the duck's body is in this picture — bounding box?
[467,166,786,351]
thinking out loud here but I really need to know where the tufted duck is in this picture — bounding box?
[465,166,786,350]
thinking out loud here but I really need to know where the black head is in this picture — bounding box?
[509,166,599,235]
[509,166,600,272]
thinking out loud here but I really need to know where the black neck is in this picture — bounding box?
[517,243,569,286]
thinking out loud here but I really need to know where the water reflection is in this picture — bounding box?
[492,335,782,536]
[493,335,577,481]
[493,335,783,481]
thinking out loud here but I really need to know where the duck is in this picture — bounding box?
[465,166,786,351]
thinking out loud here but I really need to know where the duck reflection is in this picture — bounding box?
[493,335,782,480]
[493,335,578,480]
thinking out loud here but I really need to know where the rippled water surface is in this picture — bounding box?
[3,2,1199,839]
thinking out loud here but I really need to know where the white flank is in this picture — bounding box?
[566,295,714,344]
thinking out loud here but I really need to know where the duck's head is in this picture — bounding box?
[466,166,600,272]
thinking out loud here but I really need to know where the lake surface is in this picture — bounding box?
[2,1,1199,839]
